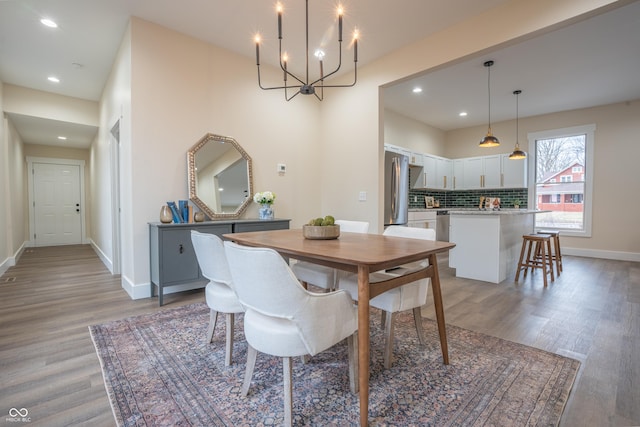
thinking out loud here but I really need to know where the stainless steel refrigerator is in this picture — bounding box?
[384,151,409,226]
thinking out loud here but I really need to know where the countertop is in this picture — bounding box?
[448,209,549,215]
[409,208,548,215]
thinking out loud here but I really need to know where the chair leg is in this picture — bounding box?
[380,310,387,329]
[224,313,235,366]
[241,345,258,397]
[383,311,396,369]
[205,309,219,343]
[347,332,359,393]
[283,357,293,427]
[412,307,426,345]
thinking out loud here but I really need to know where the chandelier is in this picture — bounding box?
[254,0,359,101]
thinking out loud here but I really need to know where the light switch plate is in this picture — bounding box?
[359,191,367,201]
[277,163,286,173]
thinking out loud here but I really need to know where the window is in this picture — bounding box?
[528,124,595,237]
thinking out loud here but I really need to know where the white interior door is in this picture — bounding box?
[33,162,82,246]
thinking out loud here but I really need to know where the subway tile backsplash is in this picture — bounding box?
[408,188,528,209]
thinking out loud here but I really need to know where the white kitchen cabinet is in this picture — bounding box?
[409,152,423,166]
[414,155,451,190]
[436,158,453,190]
[461,155,501,189]
[420,155,437,188]
[501,153,527,188]
[483,155,502,188]
[462,157,483,189]
[407,210,437,231]
[453,159,464,190]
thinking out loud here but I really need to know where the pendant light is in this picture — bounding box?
[509,90,527,159]
[479,60,500,147]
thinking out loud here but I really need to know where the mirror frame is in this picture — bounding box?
[187,133,254,220]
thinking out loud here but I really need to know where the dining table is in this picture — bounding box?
[224,228,456,426]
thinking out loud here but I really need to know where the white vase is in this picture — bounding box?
[259,204,274,220]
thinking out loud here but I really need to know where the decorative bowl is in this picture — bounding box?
[303,225,340,240]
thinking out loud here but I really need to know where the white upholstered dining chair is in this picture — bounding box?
[339,225,435,369]
[190,231,244,366]
[291,219,369,291]
[224,241,359,427]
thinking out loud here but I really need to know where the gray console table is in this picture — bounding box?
[149,219,290,305]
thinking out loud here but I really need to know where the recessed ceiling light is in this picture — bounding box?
[459,112,468,117]
[40,18,58,28]
[57,136,67,140]
[412,87,423,93]
[48,76,60,83]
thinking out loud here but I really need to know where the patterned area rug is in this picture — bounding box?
[89,303,580,426]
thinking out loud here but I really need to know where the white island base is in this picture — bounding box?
[449,210,540,283]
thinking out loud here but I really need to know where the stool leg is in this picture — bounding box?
[554,235,563,273]
[538,241,548,287]
[524,240,535,279]
[515,239,527,281]
[546,238,555,282]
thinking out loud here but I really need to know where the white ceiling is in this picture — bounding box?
[1,0,638,148]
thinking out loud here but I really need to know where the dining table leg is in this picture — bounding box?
[357,264,370,427]
[429,253,449,365]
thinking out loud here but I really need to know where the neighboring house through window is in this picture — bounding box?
[528,124,595,237]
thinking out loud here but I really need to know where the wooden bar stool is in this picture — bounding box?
[515,234,555,287]
[538,230,562,274]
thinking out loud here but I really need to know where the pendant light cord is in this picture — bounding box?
[487,63,491,128]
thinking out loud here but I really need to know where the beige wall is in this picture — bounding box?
[384,109,446,156]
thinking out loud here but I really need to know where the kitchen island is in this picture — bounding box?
[448,209,548,283]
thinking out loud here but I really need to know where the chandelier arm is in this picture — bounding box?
[285,87,301,101]
[313,63,357,88]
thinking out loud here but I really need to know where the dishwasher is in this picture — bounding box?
[436,210,449,241]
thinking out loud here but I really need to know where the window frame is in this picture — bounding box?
[527,124,595,238]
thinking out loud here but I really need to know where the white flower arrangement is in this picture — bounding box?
[253,191,276,206]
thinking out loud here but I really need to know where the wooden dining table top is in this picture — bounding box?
[226,228,455,272]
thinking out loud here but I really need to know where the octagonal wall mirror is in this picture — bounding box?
[187,133,253,219]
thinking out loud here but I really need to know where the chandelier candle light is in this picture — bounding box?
[254,0,359,101]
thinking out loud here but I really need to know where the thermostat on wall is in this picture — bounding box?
[277,163,286,173]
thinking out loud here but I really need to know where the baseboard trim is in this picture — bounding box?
[563,247,640,262]
[125,281,207,301]
[90,239,114,273]
[0,242,27,276]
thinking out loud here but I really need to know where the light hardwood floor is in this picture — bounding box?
[0,244,638,426]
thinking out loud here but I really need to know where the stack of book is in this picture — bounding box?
[166,200,195,223]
